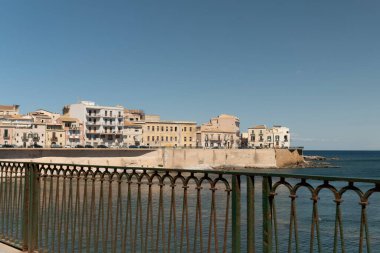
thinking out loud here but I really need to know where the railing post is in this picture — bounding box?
[232,175,241,253]
[247,176,255,253]
[262,176,272,253]
[22,163,39,253]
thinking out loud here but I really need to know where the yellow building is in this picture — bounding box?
[45,124,66,147]
[142,116,196,148]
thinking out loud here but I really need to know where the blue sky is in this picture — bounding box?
[0,0,379,150]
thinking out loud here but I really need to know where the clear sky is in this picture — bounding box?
[0,0,379,150]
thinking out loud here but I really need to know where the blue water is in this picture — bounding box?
[266,150,380,178]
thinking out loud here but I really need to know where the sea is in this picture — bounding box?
[242,150,380,252]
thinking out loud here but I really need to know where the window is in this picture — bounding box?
[152,136,155,141]
[190,127,192,131]
[175,137,177,141]
[105,111,108,116]
[161,136,164,141]
[161,126,164,131]
[148,136,150,141]
[170,137,173,141]
[184,137,187,141]
[184,127,187,131]
[189,137,192,141]
[175,127,177,131]
[170,127,173,132]
[60,134,62,137]
[148,126,150,131]
[166,136,168,141]
[166,127,168,132]
[152,126,155,131]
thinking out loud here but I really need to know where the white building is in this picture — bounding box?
[63,101,124,147]
[248,125,290,149]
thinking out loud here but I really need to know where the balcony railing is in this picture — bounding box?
[0,161,379,253]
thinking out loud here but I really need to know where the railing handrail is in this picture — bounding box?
[1,160,379,184]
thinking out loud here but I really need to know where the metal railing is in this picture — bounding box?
[0,161,379,252]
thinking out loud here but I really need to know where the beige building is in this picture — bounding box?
[0,105,20,116]
[248,125,290,149]
[123,109,144,147]
[14,124,46,148]
[28,109,61,124]
[197,114,240,149]
[57,116,84,147]
[45,124,66,147]
[142,115,196,148]
[0,114,34,146]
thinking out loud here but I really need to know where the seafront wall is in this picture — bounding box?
[0,148,303,169]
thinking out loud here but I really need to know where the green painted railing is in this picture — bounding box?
[0,161,379,252]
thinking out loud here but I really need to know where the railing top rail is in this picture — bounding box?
[1,160,379,184]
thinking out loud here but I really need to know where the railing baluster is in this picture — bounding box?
[232,175,241,253]
[263,176,273,253]
[247,175,255,253]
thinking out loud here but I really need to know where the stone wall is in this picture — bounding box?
[0,148,303,169]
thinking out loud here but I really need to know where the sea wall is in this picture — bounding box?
[0,148,303,169]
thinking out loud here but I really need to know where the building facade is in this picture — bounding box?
[14,124,46,148]
[247,125,290,148]
[142,115,196,148]
[64,101,124,147]
[197,114,240,149]
[57,116,84,147]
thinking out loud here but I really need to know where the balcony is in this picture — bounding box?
[86,114,101,118]
[51,137,58,142]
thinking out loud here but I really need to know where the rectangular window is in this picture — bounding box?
[166,136,168,141]
[148,136,150,141]
[175,127,177,131]
[184,137,187,141]
[161,136,164,141]
[190,137,192,141]
[152,126,155,131]
[152,136,155,141]
[190,127,192,131]
[170,127,173,131]
[184,127,187,131]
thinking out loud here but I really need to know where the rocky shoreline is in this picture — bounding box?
[287,155,340,169]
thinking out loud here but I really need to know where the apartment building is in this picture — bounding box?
[248,125,290,148]
[197,114,240,149]
[14,124,46,148]
[45,124,65,147]
[0,114,34,146]
[123,109,145,147]
[0,105,20,116]
[142,115,196,148]
[57,116,84,147]
[28,109,61,124]
[64,101,124,147]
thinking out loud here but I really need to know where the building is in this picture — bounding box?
[0,105,20,116]
[0,114,34,146]
[64,101,124,147]
[197,114,240,149]
[142,115,196,148]
[123,109,145,147]
[45,124,65,147]
[247,125,290,148]
[28,109,61,124]
[57,116,84,147]
[14,124,46,148]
